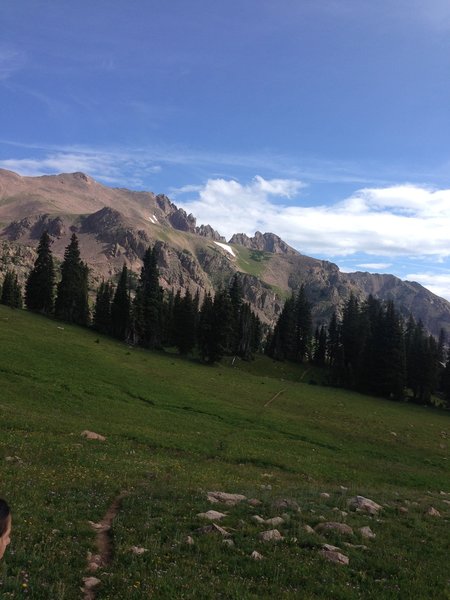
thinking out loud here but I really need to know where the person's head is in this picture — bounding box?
[0,499,11,559]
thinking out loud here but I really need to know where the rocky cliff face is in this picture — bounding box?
[229,231,298,255]
[1,169,450,337]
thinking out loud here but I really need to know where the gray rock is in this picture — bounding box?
[348,495,382,515]
[319,549,349,565]
[315,522,353,536]
[260,529,283,542]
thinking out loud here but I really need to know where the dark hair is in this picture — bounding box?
[0,499,11,537]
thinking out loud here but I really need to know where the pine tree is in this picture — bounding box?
[111,264,131,341]
[313,325,327,366]
[132,246,163,348]
[54,234,90,325]
[267,295,296,361]
[173,289,196,355]
[25,231,55,314]
[93,281,114,335]
[1,271,22,309]
[294,285,312,362]
[236,302,253,360]
[198,292,214,362]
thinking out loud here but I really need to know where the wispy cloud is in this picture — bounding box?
[0,46,25,80]
[355,263,392,271]
[0,150,161,186]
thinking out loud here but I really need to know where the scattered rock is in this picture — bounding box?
[265,516,284,527]
[320,549,349,565]
[262,473,273,478]
[260,529,283,542]
[426,507,441,517]
[130,546,147,555]
[322,543,341,551]
[443,500,450,506]
[320,492,331,499]
[195,523,230,537]
[343,542,368,550]
[81,430,106,442]
[88,520,110,532]
[186,536,194,546]
[251,550,264,560]
[272,498,300,512]
[5,455,22,463]
[348,496,382,515]
[359,526,376,539]
[390,431,397,437]
[248,498,262,507]
[222,538,234,547]
[83,576,101,590]
[439,491,447,496]
[339,486,348,491]
[87,552,103,571]
[251,515,266,525]
[399,507,409,514]
[303,525,315,534]
[207,491,246,506]
[315,522,353,536]
[197,510,227,521]
[260,484,272,491]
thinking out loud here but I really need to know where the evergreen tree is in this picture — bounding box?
[173,289,197,355]
[294,285,312,362]
[266,295,296,361]
[54,234,90,326]
[341,293,366,387]
[111,264,131,341]
[374,301,405,400]
[251,312,262,354]
[229,274,243,353]
[93,280,114,335]
[132,246,164,348]
[198,292,214,362]
[25,231,55,314]
[236,302,253,360]
[313,325,327,366]
[1,271,22,309]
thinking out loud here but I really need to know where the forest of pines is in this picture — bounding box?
[1,230,450,408]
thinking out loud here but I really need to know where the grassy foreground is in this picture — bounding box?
[0,305,449,599]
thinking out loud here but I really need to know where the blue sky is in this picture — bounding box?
[2,1,450,297]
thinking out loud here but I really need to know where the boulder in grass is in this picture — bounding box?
[247,498,262,507]
[195,523,230,537]
[251,550,264,560]
[83,577,101,589]
[348,495,382,515]
[207,491,246,506]
[197,510,226,521]
[322,543,341,552]
[426,506,441,517]
[251,515,266,525]
[81,430,106,441]
[265,516,284,527]
[303,525,315,534]
[315,522,353,536]
[359,526,376,539]
[259,529,283,542]
[320,549,349,565]
[272,498,300,512]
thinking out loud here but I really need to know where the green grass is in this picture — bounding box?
[0,306,449,599]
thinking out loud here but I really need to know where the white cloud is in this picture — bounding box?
[406,272,450,300]
[356,263,392,271]
[178,179,450,262]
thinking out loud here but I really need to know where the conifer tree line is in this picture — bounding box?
[266,289,450,406]
[2,229,450,406]
[2,231,262,363]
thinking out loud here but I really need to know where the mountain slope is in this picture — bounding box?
[1,168,449,337]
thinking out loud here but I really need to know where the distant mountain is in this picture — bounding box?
[1,168,450,338]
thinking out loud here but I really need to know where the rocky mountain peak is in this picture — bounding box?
[229,231,298,256]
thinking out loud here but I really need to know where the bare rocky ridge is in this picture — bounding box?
[1,168,450,336]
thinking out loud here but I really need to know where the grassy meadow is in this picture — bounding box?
[0,305,449,599]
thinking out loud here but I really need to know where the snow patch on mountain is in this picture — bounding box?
[214,241,236,257]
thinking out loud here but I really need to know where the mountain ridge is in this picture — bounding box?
[1,168,449,337]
